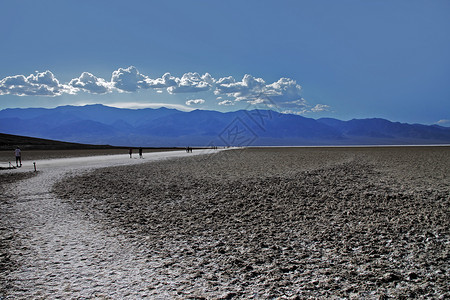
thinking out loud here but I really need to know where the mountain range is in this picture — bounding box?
[1,104,449,147]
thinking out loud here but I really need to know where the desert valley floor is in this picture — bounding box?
[0,147,449,299]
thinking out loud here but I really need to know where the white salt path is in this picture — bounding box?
[3,149,224,299]
[8,148,220,172]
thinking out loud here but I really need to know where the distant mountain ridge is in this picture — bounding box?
[1,104,449,146]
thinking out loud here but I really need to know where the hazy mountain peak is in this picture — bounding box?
[1,104,449,147]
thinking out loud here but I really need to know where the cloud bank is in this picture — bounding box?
[0,66,329,114]
[69,72,113,94]
[0,71,75,96]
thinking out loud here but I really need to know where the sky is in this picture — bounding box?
[0,0,449,125]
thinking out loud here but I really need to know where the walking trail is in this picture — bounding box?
[2,149,220,299]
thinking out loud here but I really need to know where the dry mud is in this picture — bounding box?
[2,147,449,299]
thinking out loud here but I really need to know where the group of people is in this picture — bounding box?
[186,146,193,153]
[129,147,143,158]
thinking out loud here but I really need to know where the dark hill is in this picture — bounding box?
[0,133,116,150]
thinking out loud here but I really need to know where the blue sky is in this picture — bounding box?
[0,0,449,125]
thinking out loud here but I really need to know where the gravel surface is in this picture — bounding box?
[0,149,215,299]
[53,147,449,299]
[1,147,449,299]
[0,172,37,296]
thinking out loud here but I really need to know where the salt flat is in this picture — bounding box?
[0,148,224,299]
[1,147,449,299]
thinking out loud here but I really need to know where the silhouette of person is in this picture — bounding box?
[139,147,143,158]
[129,148,133,158]
[15,147,22,167]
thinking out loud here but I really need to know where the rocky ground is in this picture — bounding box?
[48,147,449,299]
[0,150,208,299]
[0,172,37,296]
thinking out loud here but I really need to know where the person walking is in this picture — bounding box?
[139,147,143,158]
[15,147,22,167]
[129,148,133,158]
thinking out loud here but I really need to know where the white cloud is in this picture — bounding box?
[111,66,150,92]
[436,119,450,126]
[167,72,213,94]
[280,103,331,115]
[281,109,307,115]
[218,99,234,106]
[186,99,205,106]
[214,74,266,101]
[213,75,303,108]
[0,71,74,96]
[69,72,113,94]
[146,72,178,89]
[266,78,302,102]
[106,102,194,111]
[201,73,215,85]
[28,70,60,87]
[215,76,235,85]
[280,98,308,110]
[311,104,331,112]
